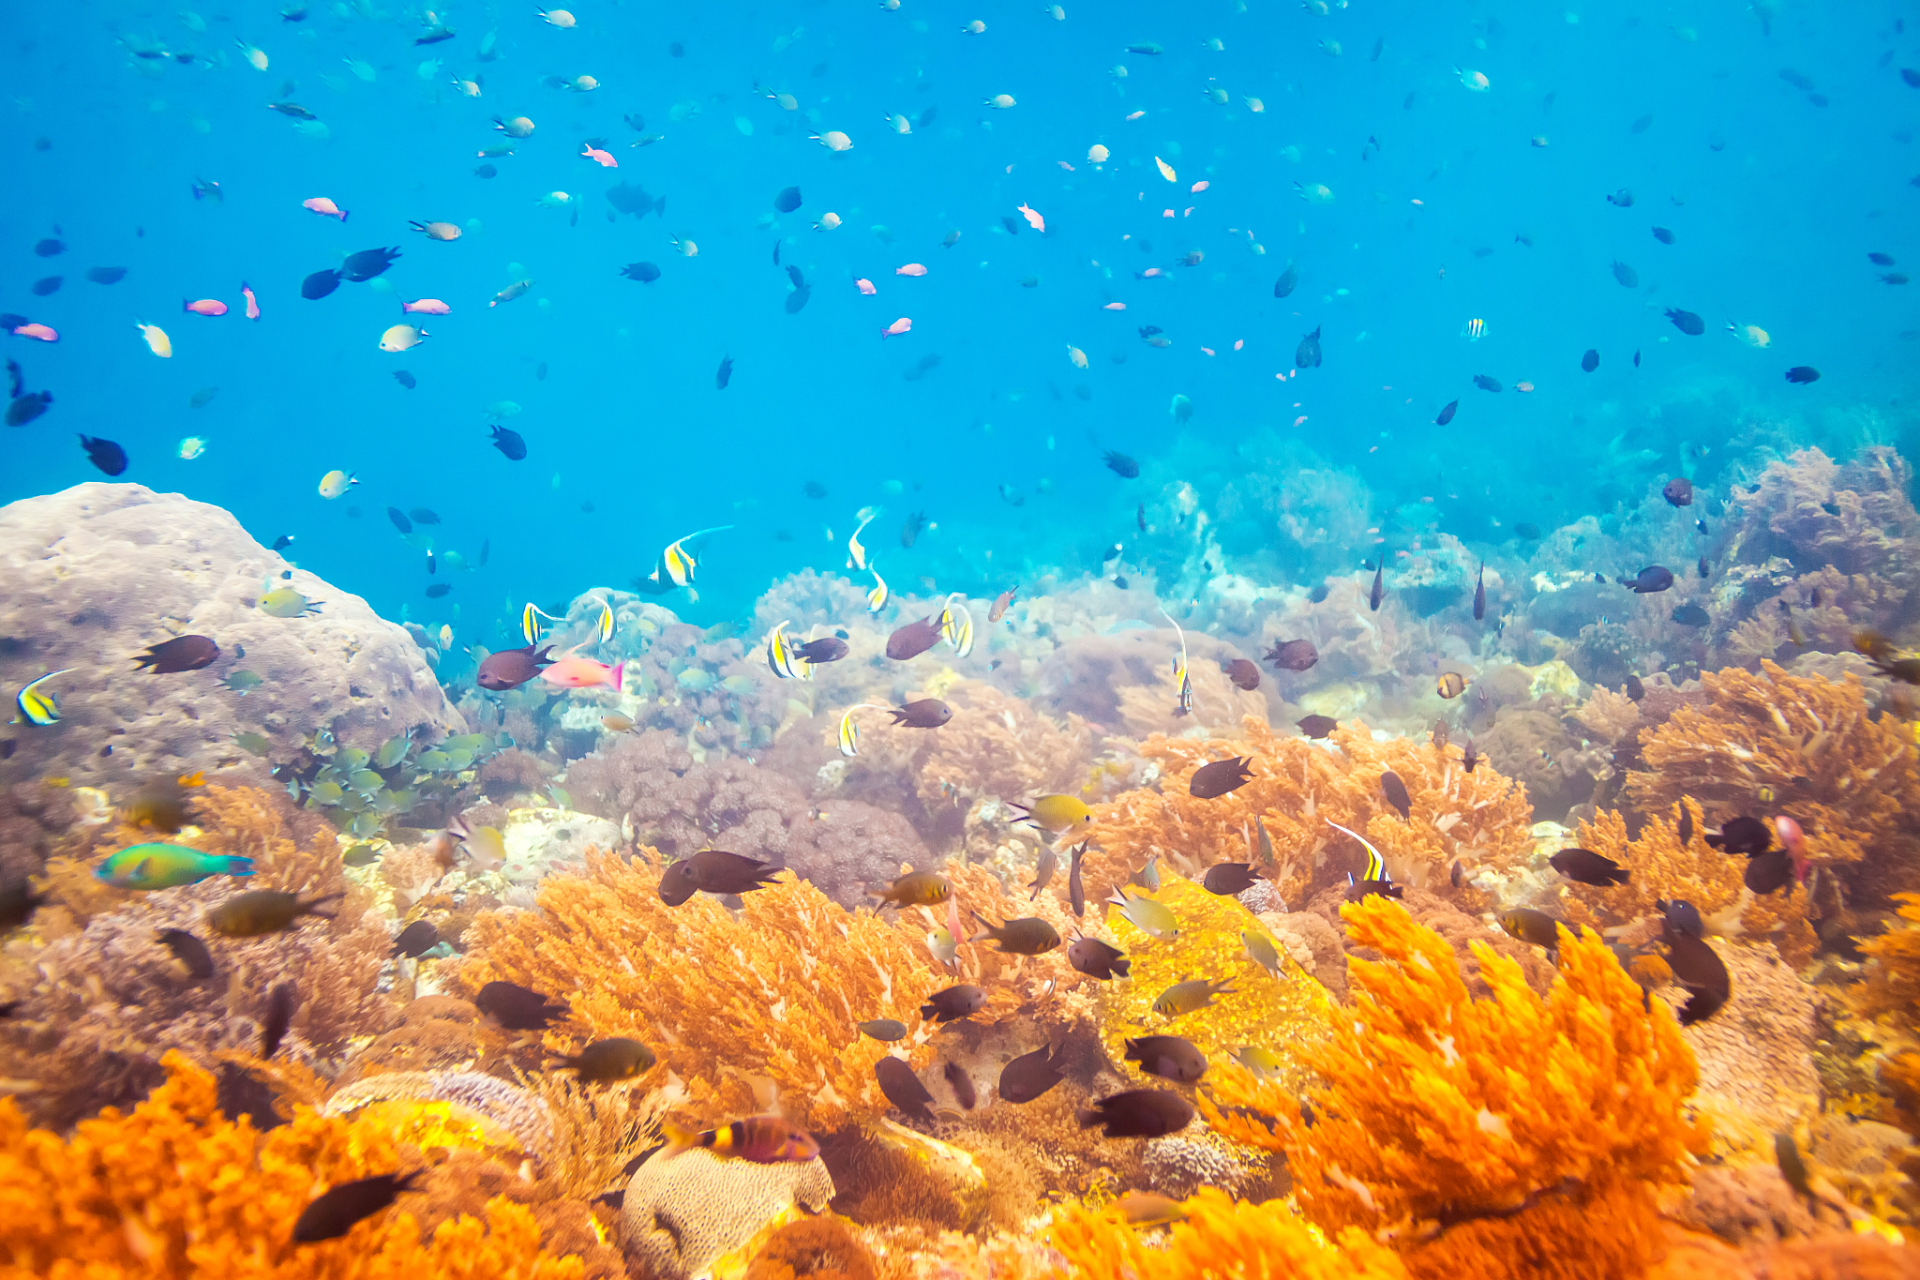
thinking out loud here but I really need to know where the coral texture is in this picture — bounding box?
[0,483,466,792]
[457,850,940,1131]
[743,1214,878,1280]
[0,1050,584,1279]
[621,1146,835,1280]
[1049,1186,1410,1280]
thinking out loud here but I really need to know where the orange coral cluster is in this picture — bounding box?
[1078,715,1533,907]
[1050,1186,1411,1280]
[0,1050,585,1279]
[1627,661,1920,900]
[1200,896,1707,1280]
[457,850,942,1132]
[1853,893,1920,1137]
[910,679,1096,813]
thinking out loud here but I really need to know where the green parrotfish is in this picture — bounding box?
[95,842,254,890]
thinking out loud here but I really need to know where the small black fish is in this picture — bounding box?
[1581,349,1599,372]
[1869,252,1897,266]
[874,1055,935,1120]
[1515,523,1541,540]
[1634,348,1641,367]
[857,1018,907,1041]
[890,699,952,729]
[475,979,568,1030]
[1662,476,1693,506]
[1067,933,1128,980]
[1662,929,1729,1025]
[33,238,65,257]
[1295,325,1322,369]
[1606,188,1634,207]
[1068,841,1087,918]
[133,635,220,673]
[1309,583,1330,603]
[86,266,127,284]
[30,276,62,297]
[1225,658,1261,690]
[474,163,497,178]
[1657,897,1702,938]
[1672,602,1710,627]
[1077,1089,1195,1139]
[999,1044,1065,1103]
[6,389,54,426]
[1624,673,1645,700]
[391,919,439,957]
[1744,848,1794,895]
[424,583,451,598]
[1472,374,1503,393]
[886,614,944,660]
[1124,1035,1208,1084]
[1676,805,1694,846]
[301,269,341,300]
[261,981,298,1058]
[157,928,214,978]
[1273,262,1298,297]
[1706,815,1773,858]
[272,534,295,550]
[920,983,986,1023]
[80,434,128,476]
[1435,399,1458,426]
[387,507,413,534]
[659,849,781,906]
[340,246,401,282]
[1549,847,1629,887]
[1297,714,1337,739]
[1784,366,1820,384]
[1104,450,1140,478]
[621,261,662,283]
[1369,563,1385,611]
[1610,260,1638,288]
[715,354,733,390]
[1665,307,1705,336]
[1651,226,1674,244]
[773,185,802,213]
[1619,565,1675,594]
[1462,738,1480,772]
[1190,757,1254,800]
[292,1171,423,1244]
[1264,638,1318,671]
[943,1061,976,1110]
[1474,563,1486,621]
[1380,769,1411,820]
[794,637,849,664]
[393,370,417,389]
[490,425,527,460]
[407,507,439,525]
[1697,556,1710,579]
[1202,863,1260,895]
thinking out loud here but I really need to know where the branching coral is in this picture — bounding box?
[744,1214,878,1280]
[1078,716,1533,911]
[1853,893,1920,1138]
[458,850,941,1131]
[0,1050,585,1279]
[1049,1186,1410,1280]
[1199,896,1706,1280]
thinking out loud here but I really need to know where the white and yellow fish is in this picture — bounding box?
[317,469,356,499]
[867,568,889,614]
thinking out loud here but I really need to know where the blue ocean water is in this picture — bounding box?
[3,0,1916,638]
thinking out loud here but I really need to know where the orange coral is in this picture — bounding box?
[1199,896,1706,1279]
[1627,661,1920,898]
[911,679,1096,814]
[1078,715,1533,908]
[0,1050,584,1279]
[457,850,941,1132]
[1049,1186,1410,1280]
[743,1215,878,1280]
[1853,893,1920,1138]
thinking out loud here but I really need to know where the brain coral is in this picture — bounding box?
[621,1146,835,1280]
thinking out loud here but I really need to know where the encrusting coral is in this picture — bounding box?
[1078,715,1534,910]
[621,1145,836,1280]
[0,1050,586,1279]
[1199,895,1707,1280]
[457,849,941,1131]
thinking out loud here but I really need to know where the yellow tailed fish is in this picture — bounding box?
[940,596,975,658]
[866,567,889,614]
[1157,604,1192,717]
[765,620,813,681]
[838,703,885,757]
[847,504,881,571]
[16,669,73,726]
[522,602,566,645]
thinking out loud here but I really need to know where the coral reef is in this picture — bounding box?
[458,850,941,1130]
[1201,896,1706,1279]
[621,1145,835,1280]
[1852,893,1920,1138]
[0,1050,585,1278]
[0,483,466,793]
[744,1214,878,1280]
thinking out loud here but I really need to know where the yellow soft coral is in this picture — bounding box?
[1079,716,1532,908]
[458,850,940,1132]
[1050,1186,1410,1279]
[1853,893,1920,1138]
[0,1050,583,1279]
[1199,896,1706,1280]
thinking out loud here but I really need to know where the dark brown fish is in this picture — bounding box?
[1705,816,1772,858]
[133,635,221,673]
[794,636,849,664]
[475,979,568,1030]
[875,1055,935,1119]
[207,890,340,938]
[1462,739,1480,772]
[1297,714,1337,739]
[261,981,298,1058]
[157,927,214,979]
[1499,907,1562,950]
[0,877,47,932]
[1067,934,1129,979]
[999,1044,1064,1103]
[1028,845,1056,899]
[1473,563,1486,621]
[1662,477,1693,507]
[886,615,944,660]
[943,1061,977,1110]
[391,919,439,957]
[1123,1035,1207,1083]
[920,983,986,1023]
[1189,757,1254,800]
[1225,658,1261,690]
[1077,1089,1195,1139]
[1658,898,1703,938]
[989,586,1018,622]
[292,1171,423,1243]
[889,699,952,728]
[970,913,1060,955]
[1677,804,1693,846]
[1201,863,1260,895]
[120,775,199,833]
[659,850,780,906]
[1369,564,1384,611]
[1263,639,1318,671]
[551,1037,656,1082]
[1744,849,1793,895]
[1548,848,1630,887]
[1379,770,1411,820]
[477,643,554,691]
[1662,928,1729,1025]
[857,1018,908,1041]
[1068,841,1087,918]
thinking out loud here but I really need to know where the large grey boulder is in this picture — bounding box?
[0,483,463,791]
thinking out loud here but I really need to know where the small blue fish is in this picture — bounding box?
[96,842,255,890]
[15,669,73,726]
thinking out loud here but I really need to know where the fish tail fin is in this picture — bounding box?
[224,856,256,877]
[611,661,625,693]
[660,1120,702,1155]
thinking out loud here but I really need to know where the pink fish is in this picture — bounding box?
[183,299,228,316]
[1016,202,1045,233]
[1057,161,1075,171]
[1101,302,1127,311]
[1137,267,1165,279]
[1200,346,1216,356]
[402,298,452,315]
[895,263,927,277]
[580,144,618,168]
[242,282,260,320]
[1191,180,1210,193]
[1232,338,1244,351]
[12,323,58,342]
[1125,110,1145,121]
[302,196,349,221]
[881,316,912,339]
[1775,816,1809,882]
[541,655,625,691]
[854,278,877,295]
